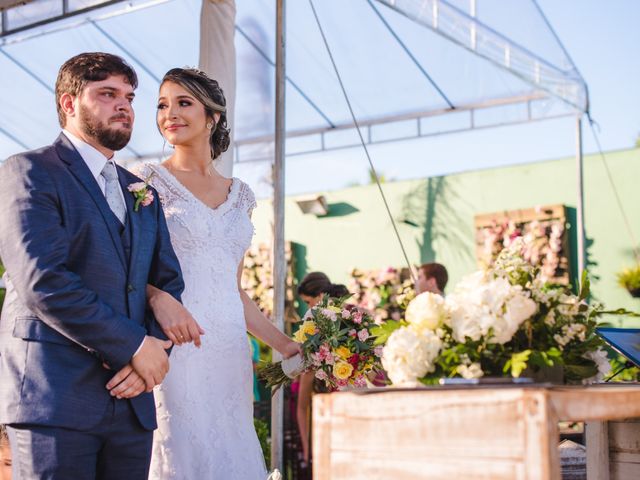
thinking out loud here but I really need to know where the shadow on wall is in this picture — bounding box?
[565,206,597,295]
[400,176,474,265]
[325,202,360,217]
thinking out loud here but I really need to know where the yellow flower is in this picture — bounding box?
[328,306,342,313]
[335,346,352,359]
[333,361,354,380]
[293,320,317,343]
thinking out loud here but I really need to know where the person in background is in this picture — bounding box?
[0,425,12,480]
[415,262,448,296]
[249,335,262,402]
[295,272,349,470]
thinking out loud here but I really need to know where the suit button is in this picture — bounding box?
[127,284,135,293]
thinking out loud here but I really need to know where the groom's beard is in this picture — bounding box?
[79,105,132,152]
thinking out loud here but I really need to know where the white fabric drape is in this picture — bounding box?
[199,0,236,177]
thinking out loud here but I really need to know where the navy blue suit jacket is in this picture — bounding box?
[0,134,184,431]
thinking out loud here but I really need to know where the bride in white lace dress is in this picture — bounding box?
[135,68,299,479]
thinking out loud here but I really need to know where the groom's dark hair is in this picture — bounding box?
[55,52,138,128]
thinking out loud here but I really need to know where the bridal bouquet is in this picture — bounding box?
[379,240,632,387]
[259,296,383,391]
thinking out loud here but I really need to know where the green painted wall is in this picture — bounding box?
[252,147,640,326]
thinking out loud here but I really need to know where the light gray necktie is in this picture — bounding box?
[100,161,126,224]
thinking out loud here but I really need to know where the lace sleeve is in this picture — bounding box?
[237,180,257,215]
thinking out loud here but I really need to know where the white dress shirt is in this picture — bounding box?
[62,130,145,358]
[62,129,126,206]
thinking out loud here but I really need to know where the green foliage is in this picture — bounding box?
[617,264,640,292]
[505,350,532,377]
[371,320,405,345]
[253,418,271,467]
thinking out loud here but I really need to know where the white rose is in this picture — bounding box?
[405,292,448,333]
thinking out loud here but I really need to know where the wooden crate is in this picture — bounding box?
[586,418,640,480]
[313,385,640,480]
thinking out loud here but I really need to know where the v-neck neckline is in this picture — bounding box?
[156,164,237,214]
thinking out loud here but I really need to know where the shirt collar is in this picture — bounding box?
[62,129,114,181]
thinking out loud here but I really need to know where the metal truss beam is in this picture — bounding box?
[374,0,588,113]
[126,91,569,165]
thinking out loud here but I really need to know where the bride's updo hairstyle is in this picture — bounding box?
[297,272,349,299]
[161,67,231,160]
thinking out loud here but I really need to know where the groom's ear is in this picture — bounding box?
[59,92,76,119]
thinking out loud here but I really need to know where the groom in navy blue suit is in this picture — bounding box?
[0,52,184,479]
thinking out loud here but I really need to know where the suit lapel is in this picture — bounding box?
[118,168,141,278]
[54,134,127,271]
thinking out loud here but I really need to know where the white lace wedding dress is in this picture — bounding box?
[134,164,268,479]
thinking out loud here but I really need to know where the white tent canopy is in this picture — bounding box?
[0,0,587,164]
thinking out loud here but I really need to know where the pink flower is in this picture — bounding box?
[352,311,363,324]
[318,343,331,360]
[315,370,328,381]
[348,329,357,338]
[322,308,337,321]
[353,375,367,388]
[357,329,370,342]
[141,189,154,207]
[336,378,349,389]
[127,182,146,192]
[310,353,323,367]
[324,353,335,365]
[341,309,351,319]
[374,346,384,357]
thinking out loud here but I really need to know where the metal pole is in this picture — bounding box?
[270,0,286,473]
[576,116,585,283]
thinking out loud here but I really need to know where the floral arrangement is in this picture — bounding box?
[348,266,415,324]
[379,240,632,387]
[476,206,569,284]
[259,296,384,391]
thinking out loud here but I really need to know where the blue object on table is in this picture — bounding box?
[596,327,640,368]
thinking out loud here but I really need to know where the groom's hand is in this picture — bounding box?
[131,335,173,391]
[106,364,146,399]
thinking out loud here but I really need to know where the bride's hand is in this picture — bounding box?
[281,340,302,359]
[149,290,205,347]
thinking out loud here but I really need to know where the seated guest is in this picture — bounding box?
[295,272,349,471]
[416,262,448,295]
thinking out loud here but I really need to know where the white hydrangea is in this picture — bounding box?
[405,292,448,334]
[457,362,484,379]
[382,327,442,387]
[446,273,536,344]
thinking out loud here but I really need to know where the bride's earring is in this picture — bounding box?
[206,121,214,130]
